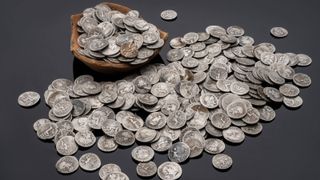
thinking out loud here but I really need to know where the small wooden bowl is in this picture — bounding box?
[70,2,168,74]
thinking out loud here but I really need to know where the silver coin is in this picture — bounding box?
[102,119,123,137]
[56,120,74,132]
[210,111,231,129]
[227,25,245,37]
[56,136,78,156]
[105,172,129,180]
[121,111,144,131]
[99,163,122,180]
[212,153,233,170]
[82,81,102,95]
[157,161,182,180]
[222,126,245,143]
[200,92,219,109]
[151,82,170,97]
[258,105,276,122]
[72,117,90,132]
[166,49,184,62]
[135,127,157,143]
[170,37,186,49]
[55,156,79,174]
[270,27,288,38]
[18,91,40,107]
[115,130,135,146]
[283,96,303,108]
[279,84,300,97]
[296,54,312,66]
[74,130,96,148]
[293,73,312,87]
[204,138,225,154]
[182,32,199,45]
[97,135,118,152]
[160,10,178,21]
[263,87,284,102]
[33,118,51,132]
[230,81,249,95]
[37,122,58,140]
[136,161,157,177]
[145,112,167,130]
[79,153,101,171]
[131,145,155,162]
[242,107,260,124]
[151,136,172,152]
[226,99,248,119]
[52,98,73,118]
[241,123,263,135]
[168,142,190,163]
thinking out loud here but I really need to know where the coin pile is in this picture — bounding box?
[21,24,312,179]
[76,3,164,64]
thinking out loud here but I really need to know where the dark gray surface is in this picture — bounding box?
[0,0,319,179]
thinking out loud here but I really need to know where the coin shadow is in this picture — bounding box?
[137,174,157,179]
[214,166,233,172]
[72,55,165,82]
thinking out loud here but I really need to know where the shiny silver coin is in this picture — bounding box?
[283,96,303,108]
[97,135,118,152]
[160,9,178,21]
[168,142,190,163]
[74,130,96,148]
[270,26,288,38]
[18,91,40,107]
[204,138,225,154]
[222,126,245,144]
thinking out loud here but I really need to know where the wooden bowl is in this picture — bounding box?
[70,2,168,74]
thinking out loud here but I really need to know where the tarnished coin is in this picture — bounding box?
[18,91,40,107]
[75,130,96,148]
[293,73,312,87]
[263,87,284,102]
[72,117,90,132]
[136,161,157,177]
[37,122,58,140]
[79,153,101,171]
[157,161,182,180]
[270,27,288,38]
[222,126,245,143]
[151,82,170,97]
[168,142,190,163]
[204,138,225,154]
[160,10,178,21]
[56,136,78,156]
[283,96,303,108]
[170,37,186,49]
[182,32,199,45]
[97,135,118,152]
[99,164,122,180]
[227,25,245,37]
[115,130,135,146]
[120,41,138,58]
[131,145,155,162]
[102,119,122,137]
[135,127,157,143]
[82,81,102,95]
[55,156,79,174]
[212,154,233,170]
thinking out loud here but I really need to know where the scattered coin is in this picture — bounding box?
[160,10,178,21]
[55,156,79,174]
[131,145,155,162]
[79,153,101,171]
[136,161,157,177]
[212,154,233,170]
[270,27,288,38]
[18,91,40,107]
[99,163,122,180]
[168,142,190,163]
[157,161,182,180]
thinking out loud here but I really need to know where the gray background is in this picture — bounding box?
[0,0,319,179]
